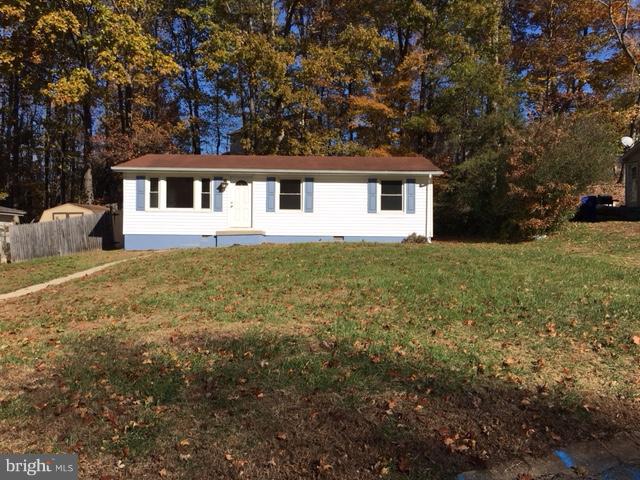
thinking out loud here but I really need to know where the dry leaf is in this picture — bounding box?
[503,357,516,367]
[392,345,406,356]
[316,457,333,473]
[398,454,411,473]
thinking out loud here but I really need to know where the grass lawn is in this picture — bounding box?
[0,222,639,479]
[0,250,138,294]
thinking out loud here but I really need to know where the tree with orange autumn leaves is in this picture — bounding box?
[0,0,637,236]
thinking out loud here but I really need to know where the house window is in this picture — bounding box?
[149,178,159,209]
[381,180,403,211]
[201,179,211,209]
[279,179,301,210]
[166,177,194,208]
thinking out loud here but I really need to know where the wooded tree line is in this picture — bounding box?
[1,0,639,235]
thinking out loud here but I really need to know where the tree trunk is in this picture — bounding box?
[82,98,94,203]
[192,70,202,155]
[44,102,52,208]
[9,75,21,207]
[83,167,94,204]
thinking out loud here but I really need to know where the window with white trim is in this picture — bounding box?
[149,178,159,209]
[279,179,301,210]
[380,180,403,211]
[201,178,211,209]
[166,177,194,208]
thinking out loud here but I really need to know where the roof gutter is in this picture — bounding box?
[111,166,444,176]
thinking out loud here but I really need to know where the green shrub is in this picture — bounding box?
[439,111,619,239]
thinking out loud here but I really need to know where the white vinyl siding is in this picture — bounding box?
[253,175,428,237]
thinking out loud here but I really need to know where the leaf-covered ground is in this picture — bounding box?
[0,250,139,294]
[0,222,639,479]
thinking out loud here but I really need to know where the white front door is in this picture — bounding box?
[229,179,252,228]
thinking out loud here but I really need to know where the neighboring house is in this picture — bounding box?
[0,206,25,263]
[112,155,443,250]
[39,203,109,222]
[620,145,640,207]
[0,206,26,228]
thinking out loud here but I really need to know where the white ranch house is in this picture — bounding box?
[112,155,443,250]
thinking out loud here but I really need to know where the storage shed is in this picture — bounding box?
[39,203,109,222]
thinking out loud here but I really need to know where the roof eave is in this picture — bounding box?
[0,209,26,216]
[111,166,444,176]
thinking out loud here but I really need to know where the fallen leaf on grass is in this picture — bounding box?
[159,468,168,477]
[502,357,516,367]
[315,457,333,473]
[437,428,477,454]
[275,432,287,441]
[397,454,411,473]
[632,335,640,345]
[532,358,545,371]
[392,345,406,356]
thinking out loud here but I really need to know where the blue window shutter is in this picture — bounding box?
[406,178,416,214]
[367,178,377,213]
[266,177,276,212]
[135,176,145,211]
[213,177,223,212]
[304,177,314,212]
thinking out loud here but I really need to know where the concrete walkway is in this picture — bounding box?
[0,258,132,301]
[458,433,640,480]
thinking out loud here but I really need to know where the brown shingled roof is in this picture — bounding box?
[112,154,442,174]
[0,206,26,216]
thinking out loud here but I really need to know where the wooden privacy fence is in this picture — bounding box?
[8,213,113,262]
